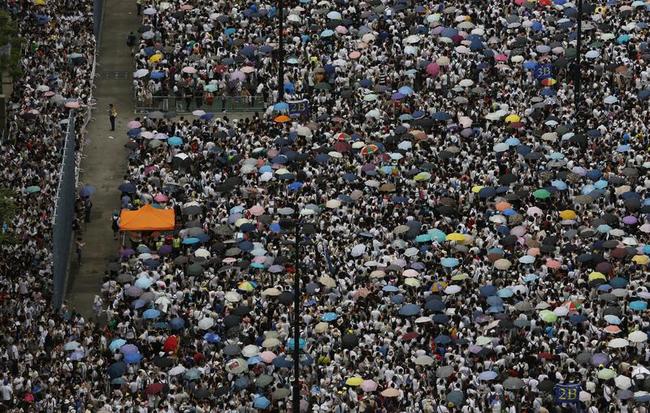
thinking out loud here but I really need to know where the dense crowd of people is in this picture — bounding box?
[2,0,650,411]
[0,0,98,410]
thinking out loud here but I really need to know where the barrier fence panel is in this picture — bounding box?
[52,111,77,310]
[134,95,267,114]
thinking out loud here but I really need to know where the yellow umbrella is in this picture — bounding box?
[346,377,364,386]
[451,273,469,281]
[505,114,521,123]
[446,233,465,242]
[559,210,577,220]
[430,281,447,292]
[238,281,255,292]
[34,0,46,4]
[588,271,606,281]
[632,255,649,265]
[471,185,484,193]
[149,53,163,63]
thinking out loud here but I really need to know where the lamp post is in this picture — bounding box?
[574,0,583,131]
[281,218,316,413]
[277,0,285,102]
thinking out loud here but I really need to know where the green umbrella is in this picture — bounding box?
[533,189,551,199]
[25,185,41,194]
[539,309,558,323]
[597,368,616,380]
[414,172,431,181]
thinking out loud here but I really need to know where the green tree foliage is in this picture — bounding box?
[0,10,22,78]
[0,187,17,245]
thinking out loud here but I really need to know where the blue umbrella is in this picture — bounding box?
[254,396,271,409]
[109,338,126,352]
[398,86,414,95]
[167,136,183,146]
[182,237,200,245]
[429,229,447,242]
[127,128,141,137]
[321,29,334,37]
[169,317,185,330]
[135,277,153,289]
[287,338,307,350]
[273,102,289,112]
[150,71,165,79]
[108,361,126,378]
[551,180,567,190]
[203,332,221,343]
[434,334,451,344]
[79,185,96,197]
[610,277,628,288]
[629,300,647,311]
[143,309,161,319]
[382,285,399,292]
[321,312,338,322]
[119,182,136,193]
[479,285,497,297]
[124,352,143,364]
[478,371,498,381]
[441,257,459,268]
[399,303,421,316]
[432,111,451,120]
[288,181,304,191]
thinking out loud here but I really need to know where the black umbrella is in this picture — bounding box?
[341,334,359,349]
[108,361,126,378]
[224,315,241,328]
[278,291,294,305]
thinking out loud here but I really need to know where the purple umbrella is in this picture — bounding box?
[120,344,139,354]
[230,70,246,82]
[591,352,609,366]
[623,215,638,225]
[121,248,135,258]
[159,245,173,255]
[391,92,405,100]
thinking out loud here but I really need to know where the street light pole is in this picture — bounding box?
[292,222,301,413]
[277,0,285,102]
[575,0,583,131]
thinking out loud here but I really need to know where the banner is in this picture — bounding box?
[554,383,581,405]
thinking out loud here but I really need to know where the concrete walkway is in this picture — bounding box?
[66,0,140,317]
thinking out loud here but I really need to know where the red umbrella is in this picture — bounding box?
[426,62,440,77]
[164,335,180,353]
[146,383,164,395]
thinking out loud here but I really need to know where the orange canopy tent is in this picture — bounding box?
[119,204,175,232]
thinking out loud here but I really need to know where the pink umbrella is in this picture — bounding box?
[65,100,81,109]
[546,259,561,269]
[361,379,377,392]
[241,66,255,73]
[154,193,168,203]
[182,66,197,74]
[510,226,527,237]
[495,53,508,62]
[335,25,348,34]
[260,351,277,363]
[128,120,142,129]
[426,62,440,77]
[249,205,264,216]
[349,51,361,59]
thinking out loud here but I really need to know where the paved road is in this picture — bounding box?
[66,0,139,317]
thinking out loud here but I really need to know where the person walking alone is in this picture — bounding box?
[109,104,117,131]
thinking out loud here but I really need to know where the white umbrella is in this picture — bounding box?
[351,244,366,257]
[608,338,630,348]
[615,375,632,389]
[242,345,260,358]
[169,365,186,376]
[444,285,462,295]
[198,317,214,330]
[629,331,648,343]
[225,291,242,302]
